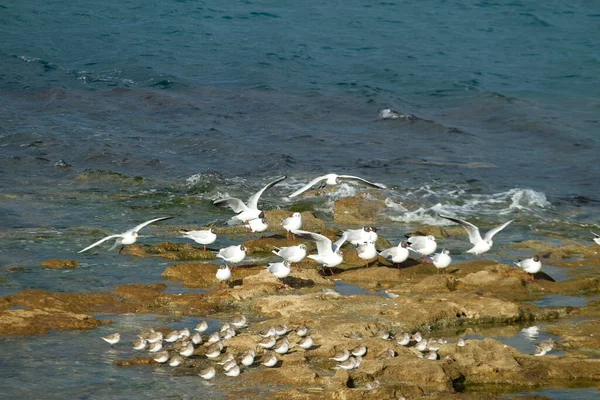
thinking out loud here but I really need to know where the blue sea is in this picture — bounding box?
[1,1,599,398]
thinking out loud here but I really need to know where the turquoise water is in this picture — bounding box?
[1,0,600,398]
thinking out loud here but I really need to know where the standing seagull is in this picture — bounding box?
[515,255,542,282]
[406,235,437,263]
[267,260,292,287]
[281,212,302,240]
[216,245,246,269]
[346,227,378,246]
[292,229,347,275]
[78,217,173,254]
[287,174,386,198]
[180,228,217,251]
[357,241,378,268]
[431,249,452,274]
[438,214,513,256]
[379,241,410,269]
[591,232,600,246]
[216,264,232,289]
[213,176,286,222]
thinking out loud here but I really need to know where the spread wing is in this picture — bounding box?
[247,175,286,209]
[292,229,333,256]
[131,216,174,233]
[287,175,328,198]
[213,197,248,213]
[332,232,348,253]
[438,214,482,245]
[483,220,513,242]
[592,232,600,238]
[78,234,122,253]
[338,175,387,189]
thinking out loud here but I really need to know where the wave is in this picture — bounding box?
[388,187,551,225]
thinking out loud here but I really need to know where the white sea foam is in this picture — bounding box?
[389,188,550,225]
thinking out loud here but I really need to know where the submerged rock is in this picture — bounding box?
[40,259,80,269]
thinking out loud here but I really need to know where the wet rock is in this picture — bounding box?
[40,259,80,269]
[161,263,261,288]
[75,169,144,184]
[333,194,386,225]
[408,225,466,238]
[0,308,107,335]
[509,240,599,260]
[121,242,216,261]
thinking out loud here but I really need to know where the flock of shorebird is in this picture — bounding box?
[85,173,576,379]
[78,173,558,285]
[100,314,557,380]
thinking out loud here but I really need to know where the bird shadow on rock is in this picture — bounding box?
[533,271,556,282]
[283,276,315,289]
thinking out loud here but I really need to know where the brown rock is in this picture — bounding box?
[333,194,386,225]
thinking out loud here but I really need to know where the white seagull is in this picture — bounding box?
[292,229,347,275]
[180,228,217,251]
[244,217,269,233]
[216,245,246,268]
[281,212,302,239]
[78,216,173,254]
[272,244,307,264]
[216,264,232,289]
[287,173,386,198]
[379,241,410,269]
[431,249,452,274]
[591,232,600,246]
[267,260,292,286]
[213,176,286,222]
[514,255,542,282]
[357,241,378,268]
[405,234,437,263]
[345,227,378,246]
[439,214,513,256]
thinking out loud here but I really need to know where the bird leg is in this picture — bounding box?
[119,245,125,254]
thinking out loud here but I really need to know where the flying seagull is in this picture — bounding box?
[78,217,173,253]
[288,173,386,198]
[213,176,286,222]
[438,214,513,256]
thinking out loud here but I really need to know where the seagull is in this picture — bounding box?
[345,227,378,246]
[287,173,387,198]
[514,255,542,282]
[357,241,378,268]
[267,260,291,288]
[78,216,173,253]
[281,212,302,239]
[591,232,600,246]
[240,349,255,366]
[213,176,286,222]
[216,245,246,268]
[262,352,278,367]
[431,249,452,274]
[438,214,513,256]
[272,244,307,264]
[199,366,216,380]
[244,217,269,233]
[216,265,232,289]
[180,228,217,251]
[379,241,410,269]
[405,234,437,263]
[297,336,314,350]
[291,229,347,275]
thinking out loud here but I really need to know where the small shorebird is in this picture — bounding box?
[101,332,120,346]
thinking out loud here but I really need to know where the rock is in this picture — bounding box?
[333,194,386,225]
[0,308,107,335]
[161,263,261,288]
[121,242,216,261]
[40,259,80,269]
